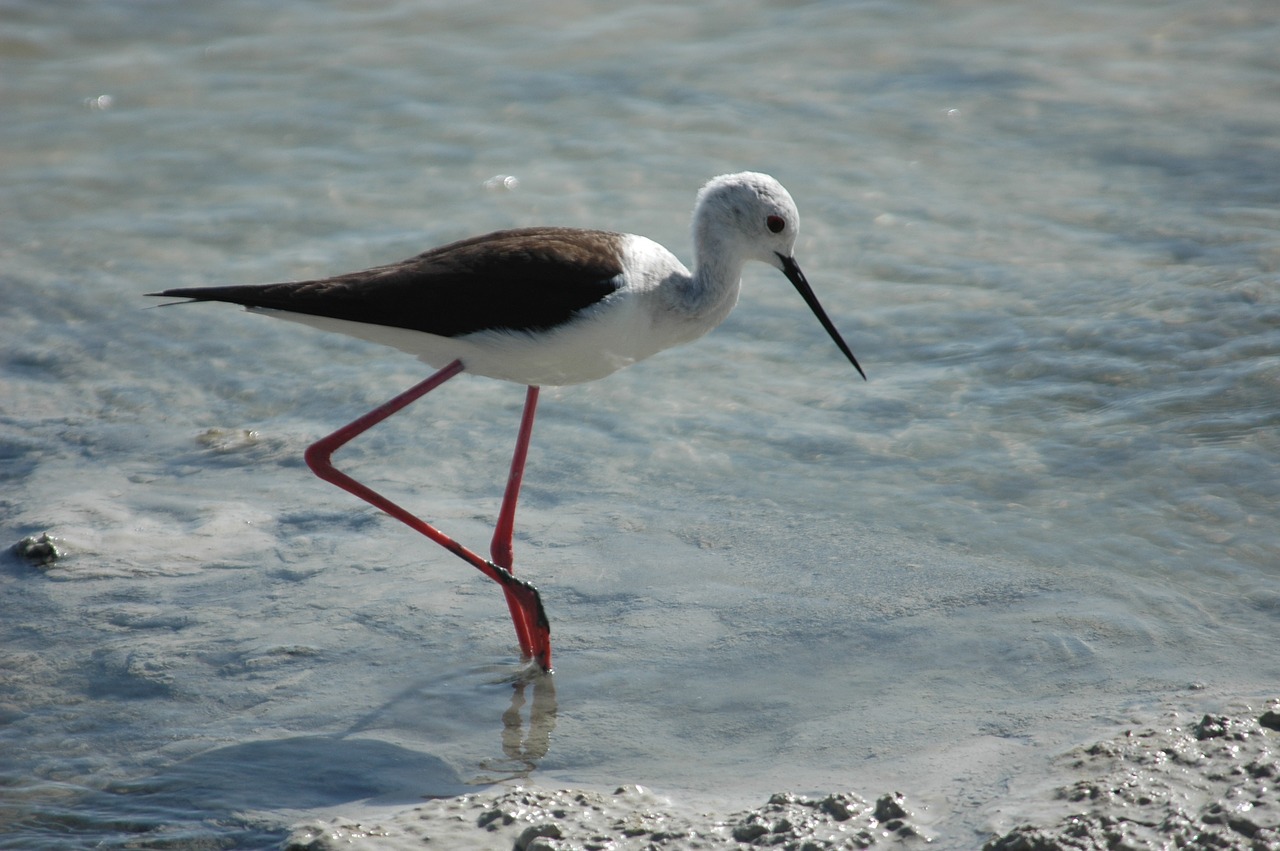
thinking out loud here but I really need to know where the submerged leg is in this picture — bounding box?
[491,386,542,660]
[303,359,552,670]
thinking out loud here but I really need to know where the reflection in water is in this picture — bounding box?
[478,672,558,781]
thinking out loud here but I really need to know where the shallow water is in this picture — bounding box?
[3,0,1278,848]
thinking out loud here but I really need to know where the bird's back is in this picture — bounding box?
[153,227,629,339]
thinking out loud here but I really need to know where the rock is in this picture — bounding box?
[515,822,562,850]
[13,532,61,567]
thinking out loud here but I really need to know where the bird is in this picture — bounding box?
[149,172,865,673]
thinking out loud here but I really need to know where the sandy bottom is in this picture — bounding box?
[285,702,1279,851]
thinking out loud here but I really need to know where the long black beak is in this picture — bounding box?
[778,253,866,380]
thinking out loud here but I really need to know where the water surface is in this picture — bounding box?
[3,1,1278,847]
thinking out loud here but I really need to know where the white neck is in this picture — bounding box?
[659,215,745,325]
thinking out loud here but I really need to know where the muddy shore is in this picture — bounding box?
[285,700,1278,850]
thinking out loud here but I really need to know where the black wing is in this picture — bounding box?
[148,227,627,337]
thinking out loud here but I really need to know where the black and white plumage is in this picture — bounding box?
[149,172,865,672]
[151,172,864,385]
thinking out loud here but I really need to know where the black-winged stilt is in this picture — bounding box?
[150,172,865,672]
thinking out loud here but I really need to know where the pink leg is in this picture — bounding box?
[303,360,552,670]
[491,386,541,657]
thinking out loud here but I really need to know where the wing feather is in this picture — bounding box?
[150,227,626,338]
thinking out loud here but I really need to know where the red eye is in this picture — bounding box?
[766,215,786,233]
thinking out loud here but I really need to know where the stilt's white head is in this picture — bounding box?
[692,171,801,270]
[693,172,866,380]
